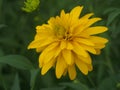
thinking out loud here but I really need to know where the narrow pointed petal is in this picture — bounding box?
[72,13,94,35]
[39,42,59,67]
[74,38,94,46]
[72,42,88,57]
[62,49,74,65]
[80,13,94,20]
[60,10,66,17]
[36,25,54,33]
[36,46,46,52]
[28,37,55,49]
[56,54,67,79]
[63,69,67,76]
[66,41,73,50]
[75,59,88,75]
[94,44,105,49]
[48,17,56,26]
[95,49,101,55]
[60,10,70,29]
[90,36,108,44]
[70,6,83,19]
[78,54,92,64]
[83,26,108,35]
[60,40,67,49]
[68,65,76,80]
[85,18,102,27]
[87,64,93,71]
[69,6,83,25]
[80,44,96,54]
[41,59,55,75]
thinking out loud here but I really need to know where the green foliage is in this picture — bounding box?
[0,0,120,90]
[98,74,120,90]
[11,73,20,90]
[30,69,40,90]
[22,0,40,12]
[104,8,120,26]
[60,82,89,90]
[0,55,34,70]
[41,87,65,90]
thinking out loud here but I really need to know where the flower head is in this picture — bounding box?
[28,6,108,80]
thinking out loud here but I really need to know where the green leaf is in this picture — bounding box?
[60,82,89,90]
[30,69,40,90]
[104,8,118,14]
[22,0,40,12]
[41,87,65,90]
[0,38,20,47]
[11,73,20,90]
[0,55,34,70]
[107,9,120,25]
[0,24,6,29]
[0,49,4,56]
[98,74,120,90]
[0,74,8,90]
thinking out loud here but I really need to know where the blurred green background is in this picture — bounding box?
[0,0,120,90]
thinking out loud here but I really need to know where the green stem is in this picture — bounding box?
[106,55,115,74]
[0,74,8,90]
[87,76,97,90]
[104,42,115,74]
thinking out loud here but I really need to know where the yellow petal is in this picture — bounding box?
[60,40,67,49]
[60,10,70,30]
[90,36,108,44]
[75,59,88,75]
[66,41,73,50]
[95,49,101,55]
[41,59,55,75]
[62,49,74,65]
[36,45,47,52]
[94,44,105,49]
[39,54,44,68]
[63,69,67,76]
[74,38,94,46]
[56,54,67,79]
[60,10,65,17]
[90,36,108,49]
[80,13,94,20]
[35,32,54,40]
[68,65,76,80]
[48,17,56,26]
[28,37,55,49]
[72,42,88,57]
[36,25,53,33]
[34,29,55,42]
[80,44,96,54]
[43,48,58,64]
[70,6,83,19]
[72,13,94,35]
[69,6,83,26]
[39,42,59,67]
[83,26,108,35]
[78,54,92,64]
[87,64,93,71]
[78,33,90,38]
[35,25,55,40]
[85,18,101,28]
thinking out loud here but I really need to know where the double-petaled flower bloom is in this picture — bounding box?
[28,6,108,80]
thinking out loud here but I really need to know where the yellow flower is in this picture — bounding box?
[28,6,108,80]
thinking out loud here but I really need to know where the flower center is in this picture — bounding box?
[63,32,72,40]
[55,26,72,40]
